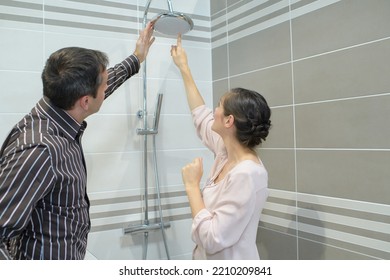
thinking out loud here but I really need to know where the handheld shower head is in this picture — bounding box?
[152,0,193,36]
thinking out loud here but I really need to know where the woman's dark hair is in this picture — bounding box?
[222,87,271,148]
[41,47,109,110]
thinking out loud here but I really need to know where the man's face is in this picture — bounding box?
[89,69,108,114]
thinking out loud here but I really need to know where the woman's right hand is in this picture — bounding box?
[171,35,189,71]
[170,35,205,111]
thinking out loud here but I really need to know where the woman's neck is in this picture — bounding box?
[223,136,258,164]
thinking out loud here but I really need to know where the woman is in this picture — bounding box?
[171,36,271,260]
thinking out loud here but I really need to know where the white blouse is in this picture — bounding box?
[191,105,269,260]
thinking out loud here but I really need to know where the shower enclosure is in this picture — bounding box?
[123,0,193,260]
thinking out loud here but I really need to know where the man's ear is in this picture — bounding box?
[79,95,89,111]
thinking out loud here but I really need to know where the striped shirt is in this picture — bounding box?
[0,54,140,260]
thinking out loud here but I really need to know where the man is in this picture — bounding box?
[0,22,155,260]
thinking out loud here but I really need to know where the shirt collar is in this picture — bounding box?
[36,97,87,141]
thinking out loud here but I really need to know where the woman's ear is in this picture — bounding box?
[225,114,234,128]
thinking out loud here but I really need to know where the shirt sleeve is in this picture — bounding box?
[0,145,54,260]
[191,168,259,255]
[0,240,11,259]
[191,105,224,155]
[104,54,140,99]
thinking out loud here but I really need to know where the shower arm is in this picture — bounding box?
[167,0,173,13]
[143,0,174,27]
[143,0,173,27]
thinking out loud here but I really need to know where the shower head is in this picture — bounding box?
[151,0,193,36]
[153,12,193,36]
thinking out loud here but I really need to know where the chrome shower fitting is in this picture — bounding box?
[152,0,194,36]
[123,0,194,261]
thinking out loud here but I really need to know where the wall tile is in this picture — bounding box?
[228,22,291,76]
[210,0,226,15]
[85,148,213,193]
[258,149,295,192]
[149,79,213,115]
[211,0,390,260]
[212,44,229,80]
[0,71,42,113]
[3,0,390,261]
[0,28,44,71]
[0,0,211,260]
[296,150,390,204]
[230,63,293,107]
[0,0,43,31]
[83,114,143,153]
[294,39,390,104]
[156,115,204,150]
[295,95,390,149]
[262,106,295,149]
[155,149,214,188]
[298,238,373,260]
[87,219,194,260]
[292,0,390,59]
[0,114,26,143]
[85,151,143,193]
[212,78,229,107]
[257,227,298,260]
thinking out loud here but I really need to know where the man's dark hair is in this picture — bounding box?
[42,47,109,110]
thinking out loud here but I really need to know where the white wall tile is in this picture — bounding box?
[44,32,138,63]
[0,114,25,142]
[99,76,143,115]
[1,0,212,260]
[87,218,194,260]
[85,151,143,192]
[155,149,214,187]
[0,28,44,71]
[0,71,42,113]
[82,114,143,153]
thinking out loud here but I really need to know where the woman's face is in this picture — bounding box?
[211,98,226,133]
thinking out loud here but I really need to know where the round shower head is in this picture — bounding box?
[153,12,194,36]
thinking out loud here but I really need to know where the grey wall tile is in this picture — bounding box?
[212,44,229,80]
[299,231,389,259]
[299,215,389,246]
[294,39,390,104]
[257,227,298,260]
[296,150,390,204]
[211,0,390,261]
[298,201,390,224]
[261,106,295,148]
[258,149,295,192]
[228,22,291,76]
[212,79,229,107]
[230,63,293,107]
[228,2,289,37]
[295,95,390,149]
[227,0,243,9]
[298,238,374,260]
[292,0,390,59]
[210,0,226,15]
